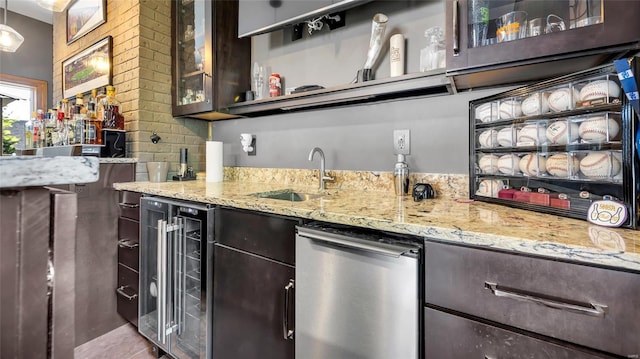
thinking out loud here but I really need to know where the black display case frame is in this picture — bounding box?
[469,57,639,228]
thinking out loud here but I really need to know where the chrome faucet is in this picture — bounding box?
[308,147,334,190]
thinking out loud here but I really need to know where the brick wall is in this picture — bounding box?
[53,0,208,180]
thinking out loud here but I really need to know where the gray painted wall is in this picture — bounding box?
[0,10,53,106]
[213,0,509,174]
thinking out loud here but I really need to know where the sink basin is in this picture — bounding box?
[250,189,323,202]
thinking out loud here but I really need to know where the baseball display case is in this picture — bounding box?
[469,58,640,228]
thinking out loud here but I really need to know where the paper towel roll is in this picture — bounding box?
[206,141,223,182]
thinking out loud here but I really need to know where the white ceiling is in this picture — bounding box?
[2,0,53,24]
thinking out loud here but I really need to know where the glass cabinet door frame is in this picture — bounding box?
[446,0,640,74]
[172,0,214,116]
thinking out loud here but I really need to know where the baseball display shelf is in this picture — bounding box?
[469,57,640,228]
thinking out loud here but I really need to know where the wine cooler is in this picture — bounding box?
[139,197,214,359]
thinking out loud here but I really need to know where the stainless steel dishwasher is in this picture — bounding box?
[295,223,421,359]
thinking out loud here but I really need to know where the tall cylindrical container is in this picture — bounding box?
[206,141,223,182]
[390,34,405,77]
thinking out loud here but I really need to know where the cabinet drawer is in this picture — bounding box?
[425,307,613,358]
[424,241,640,357]
[117,238,139,271]
[215,208,300,265]
[118,217,139,241]
[118,191,141,220]
[116,263,139,326]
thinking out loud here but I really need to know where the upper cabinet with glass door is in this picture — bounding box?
[446,0,640,89]
[172,0,251,120]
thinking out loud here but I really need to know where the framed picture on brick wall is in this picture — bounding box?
[66,0,106,45]
[62,36,112,99]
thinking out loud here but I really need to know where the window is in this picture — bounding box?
[0,74,47,154]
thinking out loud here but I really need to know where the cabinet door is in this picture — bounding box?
[212,244,294,359]
[172,0,251,118]
[172,0,213,116]
[446,0,640,88]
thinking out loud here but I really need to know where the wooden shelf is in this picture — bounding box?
[223,70,455,117]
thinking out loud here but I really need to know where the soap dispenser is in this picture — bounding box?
[394,154,410,196]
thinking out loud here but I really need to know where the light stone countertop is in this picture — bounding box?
[0,156,99,188]
[99,157,137,164]
[114,179,640,272]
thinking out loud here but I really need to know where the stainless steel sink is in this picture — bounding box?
[250,189,323,202]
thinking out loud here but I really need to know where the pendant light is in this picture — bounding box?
[0,0,23,52]
[35,0,72,12]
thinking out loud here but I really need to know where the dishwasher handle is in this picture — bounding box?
[297,227,416,258]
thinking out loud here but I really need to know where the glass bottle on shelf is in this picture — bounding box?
[24,115,33,149]
[73,94,87,145]
[184,24,195,41]
[420,26,445,72]
[86,88,102,144]
[44,109,57,147]
[100,85,124,130]
[33,110,43,148]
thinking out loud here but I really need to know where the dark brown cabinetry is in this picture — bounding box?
[212,207,301,359]
[116,191,141,326]
[1,187,77,359]
[70,162,136,346]
[172,0,251,120]
[446,0,640,89]
[424,240,640,358]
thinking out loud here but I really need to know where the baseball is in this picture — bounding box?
[546,120,580,145]
[497,127,519,147]
[479,154,500,174]
[579,80,621,102]
[545,153,580,177]
[519,154,547,176]
[499,99,523,120]
[578,116,620,143]
[521,92,550,116]
[475,179,505,198]
[517,124,547,146]
[497,154,521,175]
[580,152,622,178]
[548,87,579,112]
[478,129,498,148]
[475,102,498,123]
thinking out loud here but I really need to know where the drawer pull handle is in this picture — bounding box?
[118,240,139,249]
[116,286,138,301]
[484,282,607,317]
[119,203,139,209]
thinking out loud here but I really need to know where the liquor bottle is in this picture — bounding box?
[73,95,86,145]
[100,85,124,130]
[33,111,41,148]
[44,110,57,147]
[86,89,102,144]
[24,115,34,149]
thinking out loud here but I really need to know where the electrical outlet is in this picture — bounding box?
[393,129,410,155]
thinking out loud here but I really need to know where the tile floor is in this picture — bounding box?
[74,323,161,359]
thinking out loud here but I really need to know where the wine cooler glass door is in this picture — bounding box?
[170,208,208,359]
[139,199,169,349]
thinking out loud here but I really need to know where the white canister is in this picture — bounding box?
[390,34,405,77]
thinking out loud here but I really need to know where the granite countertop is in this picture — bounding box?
[0,156,100,188]
[114,179,640,272]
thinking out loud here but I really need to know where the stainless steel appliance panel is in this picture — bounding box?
[296,225,420,359]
